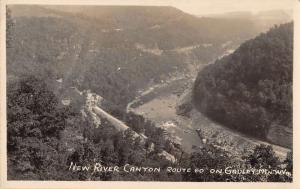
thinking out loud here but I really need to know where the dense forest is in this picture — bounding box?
[193,23,293,148]
[6,76,179,180]
[6,6,293,181]
[7,76,292,181]
[7,5,288,109]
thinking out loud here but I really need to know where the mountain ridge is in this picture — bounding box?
[193,22,293,148]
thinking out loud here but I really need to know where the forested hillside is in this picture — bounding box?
[6,76,180,180]
[6,6,293,181]
[7,5,287,108]
[7,76,293,181]
[193,23,293,148]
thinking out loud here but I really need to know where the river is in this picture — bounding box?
[127,75,290,160]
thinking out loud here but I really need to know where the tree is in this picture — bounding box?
[182,145,239,182]
[246,144,280,169]
[193,23,293,145]
[7,76,70,179]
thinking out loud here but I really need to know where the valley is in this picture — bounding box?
[126,68,290,160]
[6,5,293,181]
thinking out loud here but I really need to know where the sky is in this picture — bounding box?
[68,0,295,15]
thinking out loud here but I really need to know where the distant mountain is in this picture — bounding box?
[7,5,290,109]
[254,9,292,21]
[200,9,292,31]
[193,23,293,148]
[202,9,292,21]
[199,11,254,18]
[6,5,294,181]
[10,5,277,49]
